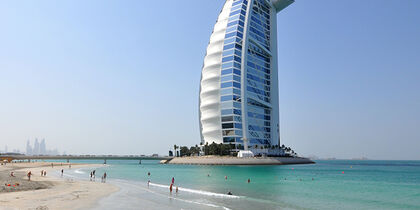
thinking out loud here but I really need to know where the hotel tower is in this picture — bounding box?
[199,0,293,147]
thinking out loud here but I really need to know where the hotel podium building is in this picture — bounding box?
[199,0,293,147]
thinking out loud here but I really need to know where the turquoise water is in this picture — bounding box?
[63,160,420,209]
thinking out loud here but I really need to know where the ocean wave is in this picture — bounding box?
[74,169,85,174]
[148,182,240,199]
[169,196,231,210]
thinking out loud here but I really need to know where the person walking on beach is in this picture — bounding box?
[69,164,71,169]
[169,183,173,193]
[176,186,178,193]
[61,169,64,177]
[27,171,32,181]
[102,172,107,183]
[41,170,44,177]
[44,170,47,176]
[90,171,93,181]
[93,170,96,179]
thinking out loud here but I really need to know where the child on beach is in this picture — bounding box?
[102,172,107,183]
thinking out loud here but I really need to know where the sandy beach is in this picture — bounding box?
[0,162,118,210]
[167,156,315,165]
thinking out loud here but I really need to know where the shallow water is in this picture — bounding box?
[60,160,420,209]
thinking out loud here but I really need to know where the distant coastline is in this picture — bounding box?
[166,156,315,165]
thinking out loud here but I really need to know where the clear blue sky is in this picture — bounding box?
[0,0,419,159]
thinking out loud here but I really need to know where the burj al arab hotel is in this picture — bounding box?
[199,0,294,148]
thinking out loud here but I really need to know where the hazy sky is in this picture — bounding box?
[1,0,419,159]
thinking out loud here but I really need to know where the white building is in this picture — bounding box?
[199,0,293,148]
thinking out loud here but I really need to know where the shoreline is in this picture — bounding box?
[167,156,315,165]
[0,162,118,210]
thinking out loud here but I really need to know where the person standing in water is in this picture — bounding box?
[171,177,175,184]
[247,178,250,183]
[103,172,107,183]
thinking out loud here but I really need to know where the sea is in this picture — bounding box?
[55,159,420,210]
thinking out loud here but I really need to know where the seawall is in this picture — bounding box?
[167,156,315,165]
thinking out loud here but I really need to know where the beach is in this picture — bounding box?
[0,162,118,210]
[167,156,315,165]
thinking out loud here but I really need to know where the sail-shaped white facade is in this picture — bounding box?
[199,0,293,148]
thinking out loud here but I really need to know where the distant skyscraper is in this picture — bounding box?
[199,0,293,147]
[40,139,46,155]
[26,139,32,155]
[33,138,40,155]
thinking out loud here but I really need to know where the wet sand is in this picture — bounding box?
[0,162,118,210]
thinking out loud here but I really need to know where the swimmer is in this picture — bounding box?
[148,172,150,176]
[227,191,232,195]
[247,178,250,183]
[225,176,227,180]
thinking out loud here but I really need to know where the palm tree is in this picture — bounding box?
[195,144,199,156]
[173,145,178,157]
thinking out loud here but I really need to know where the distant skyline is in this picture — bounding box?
[1,0,419,160]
